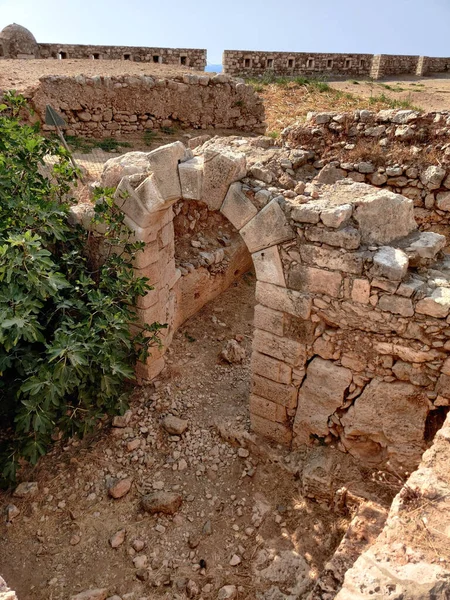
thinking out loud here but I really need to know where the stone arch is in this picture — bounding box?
[99,141,298,446]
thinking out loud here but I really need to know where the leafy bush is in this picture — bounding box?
[0,92,164,482]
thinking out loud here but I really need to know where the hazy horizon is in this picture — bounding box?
[1,0,450,65]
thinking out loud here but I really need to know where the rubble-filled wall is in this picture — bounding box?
[222,51,373,78]
[282,109,450,235]
[72,139,450,476]
[37,43,207,69]
[29,74,266,136]
[223,50,450,79]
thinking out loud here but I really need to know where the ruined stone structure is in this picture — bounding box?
[223,50,450,79]
[29,73,265,136]
[71,125,450,477]
[0,24,206,69]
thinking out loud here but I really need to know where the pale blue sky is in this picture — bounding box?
[1,0,449,65]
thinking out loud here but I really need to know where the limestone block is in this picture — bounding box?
[288,266,343,298]
[320,204,352,228]
[252,246,286,286]
[255,281,312,319]
[146,141,190,203]
[340,379,428,469]
[416,288,450,318]
[351,279,370,304]
[353,190,416,245]
[249,394,287,423]
[202,149,246,211]
[375,342,444,364]
[436,191,450,211]
[220,182,258,230]
[299,245,363,275]
[135,356,165,382]
[133,240,159,269]
[250,414,292,445]
[251,351,292,385]
[305,226,361,250]
[252,329,306,367]
[135,174,169,214]
[252,374,298,409]
[178,156,203,200]
[315,164,347,185]
[253,304,284,336]
[240,199,295,253]
[402,231,446,262]
[293,357,352,446]
[101,151,151,188]
[437,374,450,399]
[372,247,409,281]
[377,294,414,317]
[420,165,446,190]
[114,177,152,228]
[291,204,321,224]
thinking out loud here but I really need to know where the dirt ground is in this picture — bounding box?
[0,275,353,600]
[0,59,207,94]
[332,75,450,113]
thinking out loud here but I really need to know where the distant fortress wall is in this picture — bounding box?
[222,50,450,80]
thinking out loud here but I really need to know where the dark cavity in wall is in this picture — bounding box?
[425,406,450,443]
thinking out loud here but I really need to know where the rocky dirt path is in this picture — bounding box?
[0,275,349,600]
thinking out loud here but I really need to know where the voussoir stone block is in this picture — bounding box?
[255,281,312,319]
[240,199,295,253]
[252,245,286,286]
[220,182,258,230]
[178,156,204,200]
[293,358,352,446]
[114,177,152,229]
[146,141,191,203]
[202,149,246,211]
[102,151,153,188]
[135,173,168,214]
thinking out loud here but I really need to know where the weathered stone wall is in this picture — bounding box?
[37,43,207,69]
[282,109,450,235]
[29,74,265,136]
[223,50,450,79]
[71,137,450,477]
[222,51,373,78]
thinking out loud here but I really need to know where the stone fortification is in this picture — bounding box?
[29,73,265,136]
[0,23,206,69]
[223,50,450,79]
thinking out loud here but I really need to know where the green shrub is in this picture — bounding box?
[0,92,164,482]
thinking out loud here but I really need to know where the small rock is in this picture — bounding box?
[108,478,132,499]
[13,481,38,498]
[186,580,200,598]
[112,410,132,428]
[135,569,149,582]
[6,504,20,521]
[141,492,182,515]
[133,555,148,569]
[229,554,242,566]
[162,415,189,435]
[71,590,108,600]
[218,585,237,599]
[132,539,145,552]
[189,533,201,548]
[238,448,250,458]
[109,529,126,548]
[220,339,246,364]
[70,534,81,546]
[202,520,212,536]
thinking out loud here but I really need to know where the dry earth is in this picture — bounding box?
[0,276,353,600]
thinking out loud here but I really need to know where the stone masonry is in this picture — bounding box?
[29,73,265,136]
[72,135,450,477]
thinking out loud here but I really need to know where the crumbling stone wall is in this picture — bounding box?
[30,74,265,136]
[223,50,450,79]
[71,139,450,476]
[282,109,450,234]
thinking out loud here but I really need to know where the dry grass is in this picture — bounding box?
[254,80,419,135]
